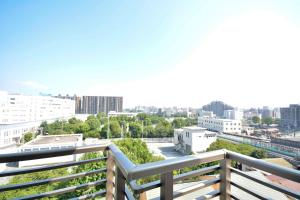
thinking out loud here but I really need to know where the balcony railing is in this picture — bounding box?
[0,144,300,200]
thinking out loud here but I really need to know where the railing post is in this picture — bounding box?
[220,157,231,200]
[139,191,147,200]
[106,151,115,200]
[160,171,173,200]
[115,166,126,200]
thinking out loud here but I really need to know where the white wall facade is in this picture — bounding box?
[174,127,217,154]
[198,117,242,134]
[224,110,243,120]
[0,91,75,147]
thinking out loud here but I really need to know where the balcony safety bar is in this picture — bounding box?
[0,145,107,163]
[0,144,300,199]
[0,157,106,177]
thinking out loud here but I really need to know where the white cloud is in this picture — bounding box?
[21,80,48,91]
[83,10,300,108]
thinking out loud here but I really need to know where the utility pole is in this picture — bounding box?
[107,114,110,139]
[121,124,123,138]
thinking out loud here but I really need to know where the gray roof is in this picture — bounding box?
[24,134,82,146]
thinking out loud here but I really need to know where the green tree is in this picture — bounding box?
[114,139,164,184]
[86,116,100,130]
[84,130,100,138]
[144,125,155,138]
[68,117,82,125]
[185,118,197,126]
[137,113,148,121]
[250,149,267,159]
[100,121,122,138]
[62,152,106,198]
[252,116,260,124]
[207,139,267,158]
[23,132,34,143]
[172,118,187,128]
[40,121,51,134]
[155,120,173,137]
[0,168,68,199]
[78,122,90,133]
[262,117,273,125]
[109,121,122,137]
[129,122,142,138]
[96,112,107,125]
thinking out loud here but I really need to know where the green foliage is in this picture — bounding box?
[100,121,122,138]
[61,152,106,199]
[172,118,187,128]
[84,130,100,138]
[261,117,273,125]
[114,139,164,184]
[129,122,142,138]
[86,115,100,130]
[250,149,267,159]
[207,139,267,158]
[143,125,155,137]
[154,120,173,137]
[23,132,34,143]
[78,122,90,133]
[0,169,68,200]
[41,113,177,139]
[68,117,82,125]
[252,116,260,124]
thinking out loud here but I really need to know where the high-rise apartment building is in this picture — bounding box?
[0,91,75,147]
[280,104,300,131]
[202,101,233,118]
[75,96,123,114]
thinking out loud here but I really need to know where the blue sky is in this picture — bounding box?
[1,1,300,108]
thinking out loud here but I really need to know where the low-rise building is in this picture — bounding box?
[223,109,243,120]
[174,127,217,154]
[0,91,75,147]
[242,126,255,135]
[198,117,242,134]
[108,111,138,117]
[18,134,83,167]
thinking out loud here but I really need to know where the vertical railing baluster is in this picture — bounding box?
[106,150,115,200]
[115,167,126,200]
[220,157,231,200]
[139,191,147,200]
[160,171,173,200]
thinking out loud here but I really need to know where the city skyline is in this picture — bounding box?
[1,1,300,108]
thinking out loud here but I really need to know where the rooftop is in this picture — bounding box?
[263,158,294,169]
[24,134,82,146]
[182,126,207,131]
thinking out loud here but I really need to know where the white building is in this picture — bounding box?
[108,111,138,117]
[19,134,83,167]
[198,110,215,118]
[223,109,243,120]
[198,117,242,134]
[174,127,217,154]
[0,91,75,147]
[242,126,255,135]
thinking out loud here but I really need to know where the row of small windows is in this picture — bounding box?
[225,128,241,130]
[201,121,241,126]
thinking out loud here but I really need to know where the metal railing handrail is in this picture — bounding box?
[0,144,108,163]
[127,149,225,180]
[0,143,300,199]
[226,150,300,183]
